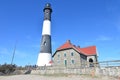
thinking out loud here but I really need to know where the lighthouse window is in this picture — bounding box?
[46,11,49,13]
[43,41,46,45]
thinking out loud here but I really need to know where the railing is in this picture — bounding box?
[35,60,120,70]
[98,60,120,68]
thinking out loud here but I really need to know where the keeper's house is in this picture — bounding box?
[52,40,98,68]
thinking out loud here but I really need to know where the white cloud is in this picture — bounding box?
[102,57,120,61]
[0,47,29,58]
[113,16,120,31]
[31,44,40,48]
[84,41,95,46]
[26,35,32,40]
[52,41,56,46]
[83,35,112,46]
[96,35,112,41]
[114,18,120,31]
[117,22,120,31]
[15,50,28,58]
[0,48,11,55]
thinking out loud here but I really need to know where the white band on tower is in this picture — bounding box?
[42,20,51,35]
[37,53,52,66]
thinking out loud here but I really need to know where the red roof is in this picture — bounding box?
[57,40,97,56]
[57,40,73,50]
[78,46,96,55]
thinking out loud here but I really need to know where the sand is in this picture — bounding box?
[0,74,119,80]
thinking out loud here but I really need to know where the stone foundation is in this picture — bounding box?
[31,66,120,77]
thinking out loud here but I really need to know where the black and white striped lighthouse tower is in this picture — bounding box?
[37,3,52,66]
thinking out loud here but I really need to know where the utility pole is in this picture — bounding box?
[11,41,17,65]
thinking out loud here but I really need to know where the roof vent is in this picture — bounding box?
[67,40,71,43]
[73,45,76,47]
[78,45,80,48]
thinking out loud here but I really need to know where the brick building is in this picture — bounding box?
[52,40,98,68]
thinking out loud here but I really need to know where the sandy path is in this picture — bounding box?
[0,74,119,80]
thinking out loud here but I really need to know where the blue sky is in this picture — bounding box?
[0,0,120,66]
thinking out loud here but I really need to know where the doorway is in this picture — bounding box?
[89,58,94,67]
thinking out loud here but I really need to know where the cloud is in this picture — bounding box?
[30,44,40,48]
[102,57,120,61]
[0,48,12,55]
[84,41,95,46]
[15,50,28,58]
[95,35,112,41]
[83,35,112,46]
[113,16,120,31]
[0,47,13,63]
[116,21,120,31]
[26,35,32,40]
[0,47,30,58]
[52,41,56,46]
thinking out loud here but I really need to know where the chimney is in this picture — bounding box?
[73,45,76,47]
[78,45,80,48]
[67,40,71,43]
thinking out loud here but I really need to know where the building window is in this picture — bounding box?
[64,53,66,57]
[71,60,74,64]
[57,60,60,64]
[58,54,60,58]
[71,52,74,56]
[64,60,67,66]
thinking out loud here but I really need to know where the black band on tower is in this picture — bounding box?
[40,35,52,53]
[44,3,52,21]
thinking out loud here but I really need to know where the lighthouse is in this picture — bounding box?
[37,3,52,66]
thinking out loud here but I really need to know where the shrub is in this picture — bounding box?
[0,63,16,74]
